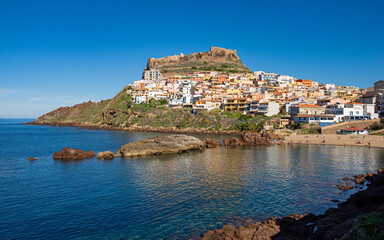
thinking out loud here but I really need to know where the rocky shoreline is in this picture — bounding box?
[198,170,384,240]
[25,121,242,136]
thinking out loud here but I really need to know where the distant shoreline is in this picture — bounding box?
[25,121,242,136]
[26,121,384,149]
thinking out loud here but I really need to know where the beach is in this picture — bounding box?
[285,134,384,148]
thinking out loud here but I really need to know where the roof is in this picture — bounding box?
[227,97,248,100]
[343,127,365,131]
[295,104,322,108]
[294,114,335,118]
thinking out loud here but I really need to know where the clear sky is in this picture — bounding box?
[0,0,383,118]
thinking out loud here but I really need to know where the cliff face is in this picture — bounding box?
[146,47,251,75]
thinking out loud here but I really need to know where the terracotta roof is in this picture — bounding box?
[344,127,365,131]
[227,97,248,100]
[295,104,322,108]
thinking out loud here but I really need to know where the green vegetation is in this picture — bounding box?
[229,115,270,131]
[221,111,243,118]
[159,62,252,74]
[295,123,321,134]
[369,122,384,131]
[371,132,384,136]
[36,86,285,132]
[343,212,384,240]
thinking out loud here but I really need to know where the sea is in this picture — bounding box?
[0,118,383,240]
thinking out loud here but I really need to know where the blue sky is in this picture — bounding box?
[0,0,383,118]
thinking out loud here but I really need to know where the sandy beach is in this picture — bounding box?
[285,134,384,148]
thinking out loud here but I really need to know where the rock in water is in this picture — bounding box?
[117,135,204,158]
[28,157,37,161]
[53,148,95,160]
[204,139,217,148]
[96,151,115,160]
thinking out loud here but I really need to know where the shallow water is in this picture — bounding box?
[0,119,383,239]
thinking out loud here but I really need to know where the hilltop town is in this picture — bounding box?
[129,47,384,128]
[32,47,384,135]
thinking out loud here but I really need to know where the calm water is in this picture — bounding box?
[0,119,383,240]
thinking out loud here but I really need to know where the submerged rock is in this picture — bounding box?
[355,177,365,184]
[117,134,204,158]
[53,148,95,160]
[337,184,354,191]
[96,151,116,160]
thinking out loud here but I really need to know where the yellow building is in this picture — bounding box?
[225,97,248,112]
[226,88,241,94]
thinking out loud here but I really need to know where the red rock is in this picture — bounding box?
[337,184,353,190]
[28,157,37,161]
[53,148,95,160]
[230,137,243,146]
[355,177,365,184]
[204,139,217,148]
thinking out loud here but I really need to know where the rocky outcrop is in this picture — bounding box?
[146,47,250,75]
[216,131,282,146]
[96,151,116,160]
[28,157,37,161]
[336,184,353,191]
[199,169,384,240]
[53,148,95,160]
[201,214,315,240]
[204,139,217,148]
[117,135,204,158]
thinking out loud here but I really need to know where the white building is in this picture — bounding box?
[277,75,294,85]
[246,101,280,116]
[293,114,337,127]
[324,103,378,121]
[143,69,162,81]
[135,96,146,104]
[258,101,280,116]
[338,127,369,135]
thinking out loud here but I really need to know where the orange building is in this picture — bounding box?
[296,79,313,87]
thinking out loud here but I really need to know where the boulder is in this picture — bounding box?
[230,137,243,146]
[96,151,115,160]
[355,177,365,184]
[117,135,204,158]
[53,148,95,160]
[336,184,353,191]
[241,131,256,143]
[28,157,37,161]
[204,139,217,148]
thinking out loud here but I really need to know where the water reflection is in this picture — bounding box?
[1,120,384,240]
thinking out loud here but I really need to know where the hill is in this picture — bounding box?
[31,86,241,132]
[146,47,251,76]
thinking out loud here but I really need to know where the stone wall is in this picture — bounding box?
[321,119,380,134]
[145,47,249,75]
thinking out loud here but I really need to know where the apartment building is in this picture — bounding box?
[143,69,162,81]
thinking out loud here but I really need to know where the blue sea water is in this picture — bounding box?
[0,118,383,240]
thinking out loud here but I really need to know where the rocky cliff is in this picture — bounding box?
[146,47,251,75]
